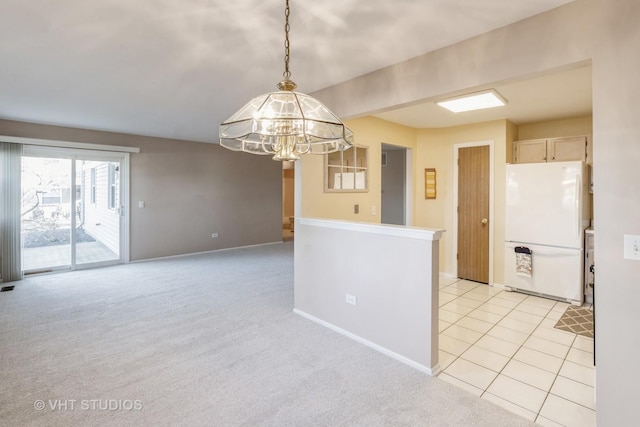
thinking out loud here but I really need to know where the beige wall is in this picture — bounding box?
[303,115,594,283]
[309,1,640,423]
[518,115,592,140]
[0,119,283,261]
[415,120,509,282]
[414,116,592,282]
[506,120,519,165]
[302,117,513,283]
[301,116,416,222]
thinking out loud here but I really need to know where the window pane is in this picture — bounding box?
[325,146,368,192]
[327,151,342,167]
[355,147,367,168]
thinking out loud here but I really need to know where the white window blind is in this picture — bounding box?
[0,142,23,282]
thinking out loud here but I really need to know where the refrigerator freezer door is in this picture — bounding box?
[504,242,583,304]
[505,161,587,249]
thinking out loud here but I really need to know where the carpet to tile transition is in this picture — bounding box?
[0,242,537,427]
[554,305,594,338]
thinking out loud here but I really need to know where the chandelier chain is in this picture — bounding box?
[283,0,291,80]
[219,0,353,161]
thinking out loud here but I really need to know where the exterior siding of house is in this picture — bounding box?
[80,161,120,255]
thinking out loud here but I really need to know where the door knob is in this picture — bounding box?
[481,218,488,224]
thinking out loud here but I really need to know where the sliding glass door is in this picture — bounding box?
[21,147,128,274]
[21,156,73,271]
[74,159,121,266]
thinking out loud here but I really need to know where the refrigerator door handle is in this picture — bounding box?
[574,174,581,241]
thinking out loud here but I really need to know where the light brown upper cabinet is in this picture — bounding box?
[513,136,590,164]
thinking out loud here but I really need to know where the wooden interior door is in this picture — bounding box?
[457,146,490,283]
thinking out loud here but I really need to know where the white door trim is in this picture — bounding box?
[452,140,494,284]
[405,147,414,226]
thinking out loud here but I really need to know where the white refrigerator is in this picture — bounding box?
[504,161,590,304]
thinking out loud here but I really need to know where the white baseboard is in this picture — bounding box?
[293,308,437,376]
[439,272,457,279]
[131,241,284,264]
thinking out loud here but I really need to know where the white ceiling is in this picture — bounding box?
[0,0,581,143]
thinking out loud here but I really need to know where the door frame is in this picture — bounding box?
[21,145,130,272]
[452,140,494,284]
[405,147,414,226]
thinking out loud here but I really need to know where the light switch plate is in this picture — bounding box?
[624,234,640,260]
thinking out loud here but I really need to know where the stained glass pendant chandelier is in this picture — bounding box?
[219,0,354,161]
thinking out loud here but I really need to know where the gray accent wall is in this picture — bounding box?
[0,119,283,261]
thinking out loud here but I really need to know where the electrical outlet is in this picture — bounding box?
[354,204,359,214]
[138,201,145,208]
[624,234,640,260]
[212,233,219,238]
[371,205,376,215]
[345,294,357,305]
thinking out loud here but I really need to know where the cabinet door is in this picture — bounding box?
[513,139,547,163]
[548,136,588,162]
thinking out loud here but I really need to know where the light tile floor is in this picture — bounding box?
[438,277,595,427]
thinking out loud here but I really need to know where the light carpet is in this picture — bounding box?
[0,242,534,426]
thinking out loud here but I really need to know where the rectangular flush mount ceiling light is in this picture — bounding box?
[436,89,507,113]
